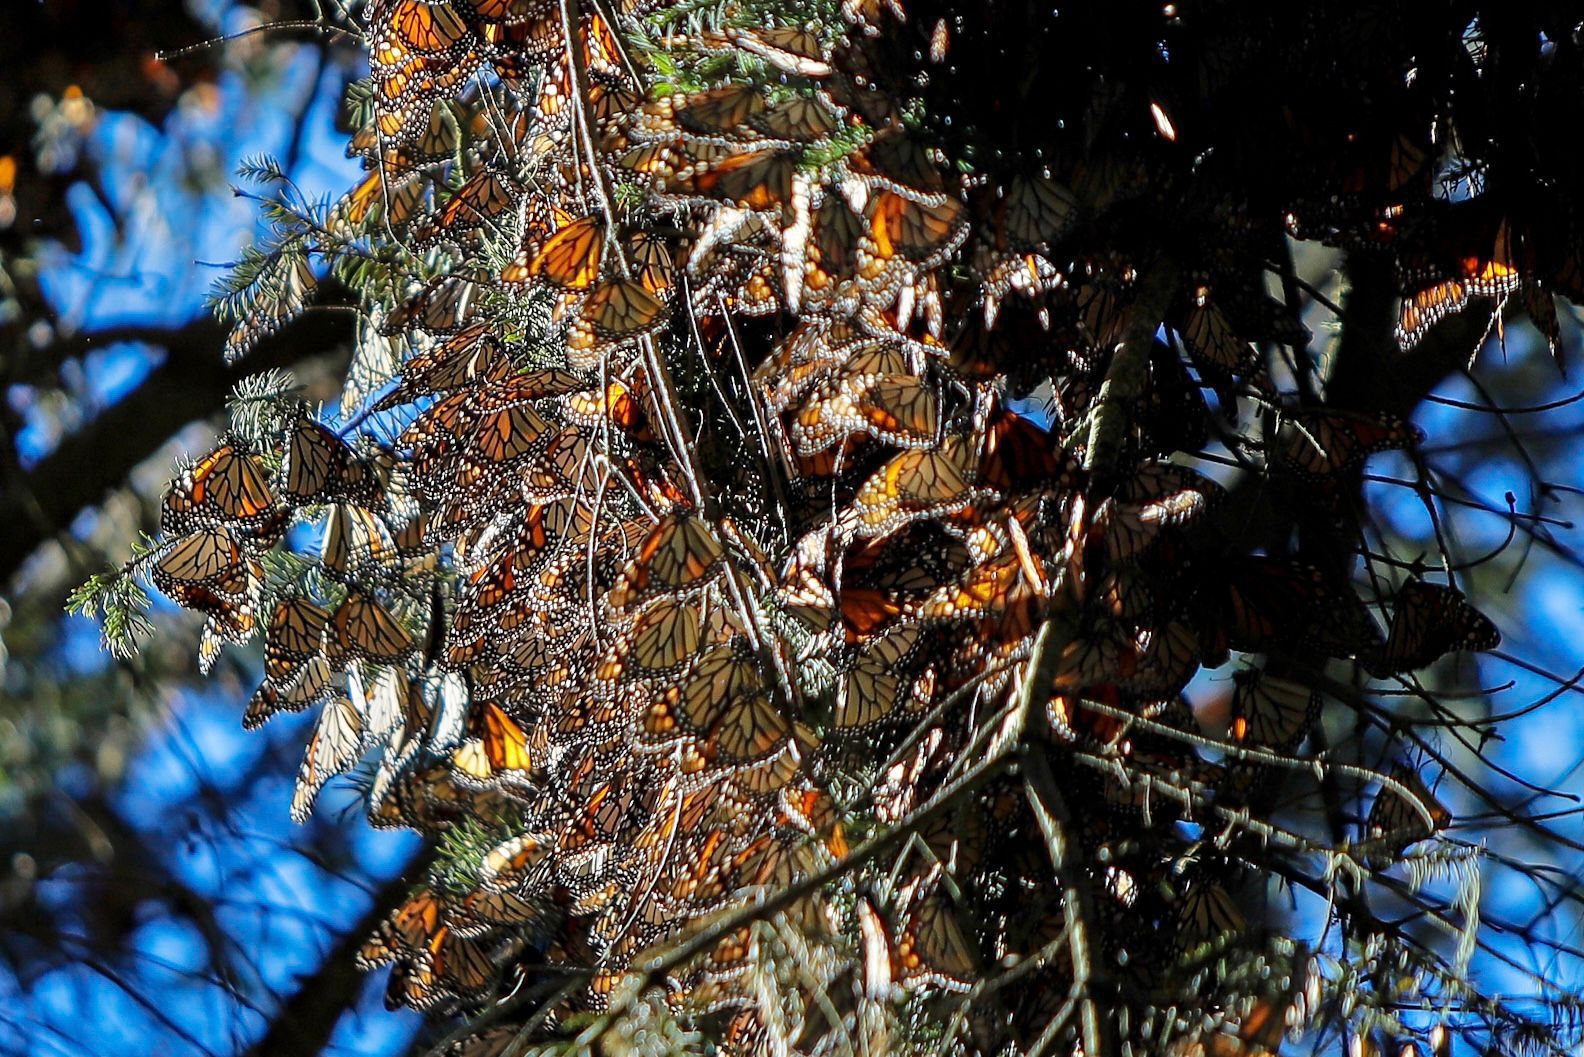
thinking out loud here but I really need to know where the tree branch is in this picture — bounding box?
[0,305,353,589]
[240,848,429,1057]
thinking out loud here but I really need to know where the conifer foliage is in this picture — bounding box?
[106,2,1584,1055]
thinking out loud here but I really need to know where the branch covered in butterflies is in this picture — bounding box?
[572,731,1021,1049]
[106,2,1584,1055]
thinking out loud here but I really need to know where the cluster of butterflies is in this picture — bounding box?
[140,0,1560,1054]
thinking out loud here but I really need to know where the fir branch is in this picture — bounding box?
[65,536,161,660]
[227,368,301,446]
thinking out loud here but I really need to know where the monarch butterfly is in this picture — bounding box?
[328,592,416,667]
[153,527,249,597]
[353,668,411,752]
[996,173,1079,251]
[333,169,430,232]
[551,668,631,746]
[919,551,1031,625]
[1198,557,1377,659]
[246,654,333,730]
[479,831,553,892]
[1125,619,1201,698]
[1227,668,1319,751]
[457,534,547,615]
[369,2,483,143]
[615,596,707,679]
[730,724,817,798]
[1275,409,1421,481]
[371,48,479,142]
[793,370,940,454]
[446,887,540,939]
[580,10,627,78]
[1204,969,1312,1057]
[162,443,283,540]
[381,274,483,335]
[609,512,727,608]
[365,668,427,763]
[262,596,331,681]
[625,228,675,296]
[562,379,653,442]
[321,503,398,575]
[290,693,366,822]
[1075,277,1128,350]
[617,140,687,182]
[514,214,606,289]
[283,417,385,505]
[978,248,1064,312]
[421,168,518,243]
[716,258,782,317]
[977,403,1068,491]
[374,0,473,55]
[466,400,553,466]
[568,277,669,353]
[402,380,473,447]
[685,921,755,998]
[559,772,645,856]
[481,368,590,407]
[1176,286,1259,380]
[850,436,979,537]
[1096,463,1223,560]
[660,148,796,212]
[857,519,972,592]
[860,189,970,275]
[589,80,644,130]
[351,96,469,165]
[478,3,561,56]
[690,827,802,906]
[358,887,445,969]
[672,84,768,140]
[673,643,789,766]
[889,868,976,991]
[436,1026,524,1057]
[1363,579,1500,676]
[836,623,922,728]
[1174,879,1247,949]
[854,135,946,197]
[376,323,511,410]
[1396,216,1523,348]
[825,584,905,640]
[1366,762,1452,856]
[392,512,436,560]
[801,194,865,297]
[367,756,470,832]
[451,701,536,787]
[753,94,841,143]
[725,26,832,77]
[1051,619,1147,692]
[388,925,503,1010]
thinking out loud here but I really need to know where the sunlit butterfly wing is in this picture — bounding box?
[291,693,366,822]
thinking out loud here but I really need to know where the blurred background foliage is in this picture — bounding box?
[1,3,421,1054]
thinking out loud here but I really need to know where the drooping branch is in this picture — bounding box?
[0,305,353,588]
